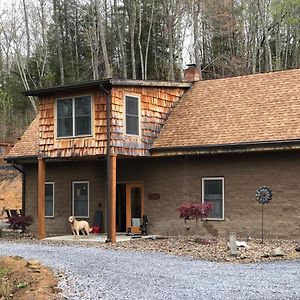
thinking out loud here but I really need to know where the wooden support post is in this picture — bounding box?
[108,154,117,242]
[37,157,46,239]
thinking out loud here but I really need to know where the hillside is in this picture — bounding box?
[0,167,22,220]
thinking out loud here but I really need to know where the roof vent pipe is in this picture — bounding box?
[184,64,202,82]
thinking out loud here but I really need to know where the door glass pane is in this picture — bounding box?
[203,179,223,218]
[73,182,89,217]
[131,187,141,227]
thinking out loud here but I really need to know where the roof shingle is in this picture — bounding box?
[7,117,39,159]
[153,69,300,149]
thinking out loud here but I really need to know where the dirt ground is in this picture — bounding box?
[0,169,22,220]
[0,256,62,300]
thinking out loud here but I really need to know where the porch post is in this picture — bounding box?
[108,154,117,242]
[37,157,45,239]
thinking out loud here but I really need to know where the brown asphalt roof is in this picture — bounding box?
[7,116,39,159]
[7,69,300,160]
[153,68,300,150]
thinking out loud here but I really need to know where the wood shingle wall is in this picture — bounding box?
[38,86,186,158]
[39,90,107,158]
[111,86,185,156]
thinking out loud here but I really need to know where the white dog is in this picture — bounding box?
[68,216,92,238]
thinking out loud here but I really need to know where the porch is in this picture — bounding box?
[44,233,156,243]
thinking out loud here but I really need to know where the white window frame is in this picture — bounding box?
[124,94,141,136]
[55,95,93,138]
[45,182,55,218]
[201,177,224,220]
[72,181,89,218]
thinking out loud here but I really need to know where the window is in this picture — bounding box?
[202,177,224,219]
[45,182,54,217]
[57,96,92,137]
[72,181,89,218]
[125,95,140,135]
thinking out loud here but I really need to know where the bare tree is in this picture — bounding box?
[53,0,65,84]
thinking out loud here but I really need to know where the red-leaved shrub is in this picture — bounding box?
[178,202,212,227]
[7,216,33,231]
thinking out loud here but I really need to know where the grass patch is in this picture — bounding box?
[0,267,8,278]
[0,266,11,298]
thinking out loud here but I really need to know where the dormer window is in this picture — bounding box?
[125,95,140,135]
[56,96,92,138]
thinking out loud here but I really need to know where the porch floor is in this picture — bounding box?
[44,233,156,242]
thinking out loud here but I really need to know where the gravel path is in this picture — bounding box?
[0,241,299,300]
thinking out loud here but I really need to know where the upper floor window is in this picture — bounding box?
[125,95,140,135]
[56,96,92,138]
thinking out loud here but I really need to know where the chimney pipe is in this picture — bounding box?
[184,64,202,82]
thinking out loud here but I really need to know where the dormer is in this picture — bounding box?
[21,79,191,159]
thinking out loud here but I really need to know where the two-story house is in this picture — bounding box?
[6,66,300,240]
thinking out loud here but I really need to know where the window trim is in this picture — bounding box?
[45,182,55,218]
[55,95,93,139]
[124,94,141,137]
[201,177,224,221]
[72,181,89,218]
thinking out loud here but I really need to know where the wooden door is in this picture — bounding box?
[126,184,144,233]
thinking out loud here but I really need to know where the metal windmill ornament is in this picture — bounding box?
[256,186,272,244]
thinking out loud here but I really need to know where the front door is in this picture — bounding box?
[126,184,144,233]
[116,183,144,233]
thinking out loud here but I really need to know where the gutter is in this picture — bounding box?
[11,162,26,218]
[150,139,300,156]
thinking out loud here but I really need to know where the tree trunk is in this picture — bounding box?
[53,0,65,84]
[138,0,144,79]
[125,0,137,79]
[114,0,127,78]
[95,0,112,78]
[144,0,154,80]
[22,0,30,61]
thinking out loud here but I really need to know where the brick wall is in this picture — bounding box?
[24,151,300,238]
[24,160,106,235]
[118,152,300,239]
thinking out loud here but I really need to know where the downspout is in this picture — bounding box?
[12,162,25,217]
[99,84,111,241]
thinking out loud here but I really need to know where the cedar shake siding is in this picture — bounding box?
[25,152,300,239]
[39,90,107,158]
[111,86,185,156]
[36,85,186,158]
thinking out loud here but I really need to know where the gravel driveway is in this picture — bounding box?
[0,241,299,300]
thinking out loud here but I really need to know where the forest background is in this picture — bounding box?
[0,0,299,141]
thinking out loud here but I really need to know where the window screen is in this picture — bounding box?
[57,96,91,137]
[202,178,224,219]
[73,182,89,217]
[45,183,54,217]
[125,96,139,135]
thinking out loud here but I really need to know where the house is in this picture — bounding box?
[6,66,300,240]
[0,143,13,165]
